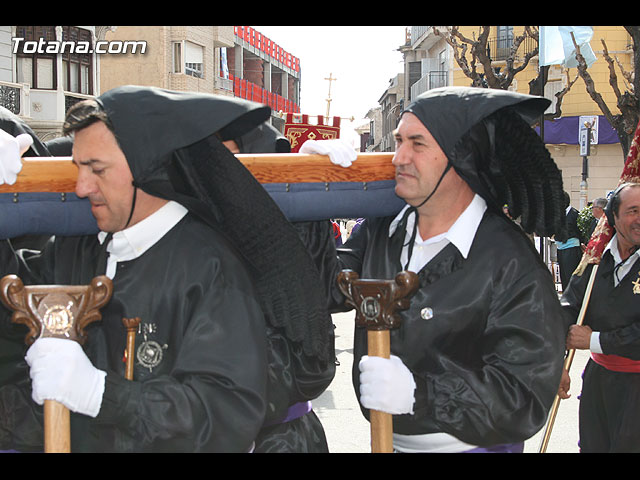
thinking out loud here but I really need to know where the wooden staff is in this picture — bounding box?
[367,329,393,453]
[0,153,395,193]
[42,400,70,452]
[122,317,142,381]
[0,274,113,453]
[337,270,419,453]
[538,264,599,453]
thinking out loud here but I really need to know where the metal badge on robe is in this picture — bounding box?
[420,307,434,320]
[136,322,167,372]
[633,272,640,295]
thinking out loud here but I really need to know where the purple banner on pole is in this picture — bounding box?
[535,115,619,145]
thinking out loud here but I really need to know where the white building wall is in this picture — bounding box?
[0,26,14,83]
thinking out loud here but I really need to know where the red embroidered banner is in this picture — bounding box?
[284,113,341,153]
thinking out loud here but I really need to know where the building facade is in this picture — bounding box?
[100,25,300,132]
[376,73,405,153]
[0,25,301,141]
[0,25,113,141]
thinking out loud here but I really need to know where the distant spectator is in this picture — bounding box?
[332,220,342,246]
[587,197,607,239]
[556,191,582,290]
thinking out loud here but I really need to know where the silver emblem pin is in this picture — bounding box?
[420,307,434,320]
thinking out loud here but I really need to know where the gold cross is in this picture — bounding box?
[324,73,337,118]
[633,277,640,295]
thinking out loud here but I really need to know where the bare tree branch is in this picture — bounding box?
[571,33,616,121]
[435,26,543,91]
[614,55,634,89]
[434,27,485,87]
[571,31,639,157]
[430,26,639,160]
[624,26,640,96]
[602,39,622,99]
[550,70,581,119]
[473,27,499,88]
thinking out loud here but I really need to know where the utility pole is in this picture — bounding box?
[579,119,594,209]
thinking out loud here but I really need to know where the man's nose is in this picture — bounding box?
[392,143,410,166]
[75,169,94,199]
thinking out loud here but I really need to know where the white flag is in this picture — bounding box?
[539,26,596,68]
[220,47,229,79]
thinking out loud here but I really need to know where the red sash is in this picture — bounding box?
[591,352,640,373]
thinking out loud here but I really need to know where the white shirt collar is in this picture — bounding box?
[98,201,188,278]
[389,194,487,259]
[604,232,640,263]
[603,232,640,286]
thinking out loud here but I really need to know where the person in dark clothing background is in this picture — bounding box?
[557,191,583,290]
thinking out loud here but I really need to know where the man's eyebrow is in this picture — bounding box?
[72,158,102,166]
[393,129,427,141]
[396,133,427,142]
[407,133,427,141]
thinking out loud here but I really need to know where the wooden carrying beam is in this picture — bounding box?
[0,153,395,193]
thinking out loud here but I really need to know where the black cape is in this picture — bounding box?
[319,210,567,447]
[0,215,268,452]
[97,86,333,362]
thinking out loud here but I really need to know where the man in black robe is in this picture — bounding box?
[310,86,569,452]
[203,99,335,452]
[561,182,640,452]
[557,191,583,290]
[0,86,333,452]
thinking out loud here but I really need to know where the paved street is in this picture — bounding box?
[314,311,589,453]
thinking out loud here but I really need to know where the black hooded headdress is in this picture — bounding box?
[96,86,332,362]
[403,86,567,241]
[236,122,291,154]
[0,106,51,157]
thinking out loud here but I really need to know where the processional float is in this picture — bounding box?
[0,152,415,453]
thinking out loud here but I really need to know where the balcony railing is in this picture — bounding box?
[0,81,27,116]
[215,75,233,92]
[64,91,94,113]
[230,75,299,113]
[487,35,537,62]
[410,26,433,47]
[410,71,449,101]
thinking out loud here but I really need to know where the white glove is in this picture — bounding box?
[0,129,31,185]
[299,138,357,167]
[26,337,106,418]
[359,354,416,415]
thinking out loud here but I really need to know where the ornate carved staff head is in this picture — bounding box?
[337,269,419,331]
[0,274,113,346]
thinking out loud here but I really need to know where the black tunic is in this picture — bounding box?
[0,214,269,452]
[561,250,640,452]
[319,210,567,447]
